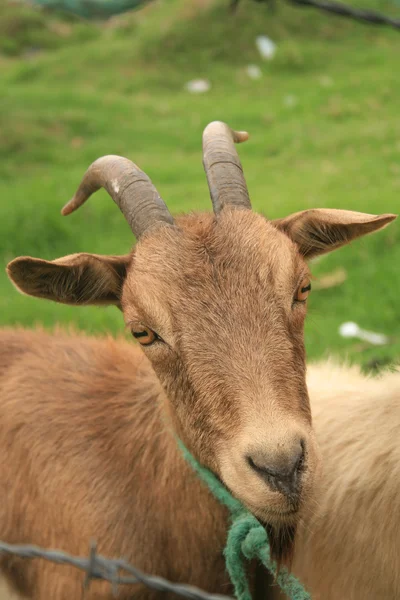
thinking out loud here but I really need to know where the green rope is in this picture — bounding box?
[179,441,310,600]
[28,0,152,20]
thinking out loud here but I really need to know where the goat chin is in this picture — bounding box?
[264,522,297,571]
[235,499,300,568]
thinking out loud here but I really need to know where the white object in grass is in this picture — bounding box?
[339,321,389,345]
[184,79,211,94]
[255,36,276,60]
[246,65,262,80]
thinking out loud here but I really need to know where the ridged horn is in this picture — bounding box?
[202,121,251,214]
[61,155,174,238]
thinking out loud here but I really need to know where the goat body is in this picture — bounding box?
[288,362,400,600]
[4,335,399,600]
[0,328,231,599]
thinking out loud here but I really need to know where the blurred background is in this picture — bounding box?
[0,0,399,370]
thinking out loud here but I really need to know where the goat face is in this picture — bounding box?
[7,123,396,564]
[123,209,317,528]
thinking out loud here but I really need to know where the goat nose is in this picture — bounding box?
[247,440,305,499]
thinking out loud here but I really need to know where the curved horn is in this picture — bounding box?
[202,121,251,214]
[61,155,174,239]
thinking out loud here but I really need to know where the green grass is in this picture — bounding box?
[1,0,400,370]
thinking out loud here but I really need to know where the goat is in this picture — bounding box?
[272,361,400,600]
[0,121,395,600]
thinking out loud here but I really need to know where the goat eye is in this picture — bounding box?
[295,278,312,303]
[131,327,159,346]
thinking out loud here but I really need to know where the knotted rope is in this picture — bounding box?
[179,441,310,600]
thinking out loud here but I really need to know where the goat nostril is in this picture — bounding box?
[294,439,306,472]
[247,455,264,474]
[246,440,306,498]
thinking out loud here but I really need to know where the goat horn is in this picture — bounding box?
[202,121,251,214]
[61,155,174,239]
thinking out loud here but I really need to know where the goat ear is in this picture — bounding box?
[6,253,131,307]
[272,209,396,259]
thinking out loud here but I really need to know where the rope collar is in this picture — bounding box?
[178,441,311,600]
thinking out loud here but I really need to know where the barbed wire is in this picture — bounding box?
[0,540,234,600]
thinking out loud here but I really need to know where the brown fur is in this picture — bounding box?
[1,205,395,599]
[0,328,231,599]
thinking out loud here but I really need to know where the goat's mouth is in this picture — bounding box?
[244,499,301,526]
[216,473,302,525]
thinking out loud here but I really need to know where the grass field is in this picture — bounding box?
[1,0,400,370]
